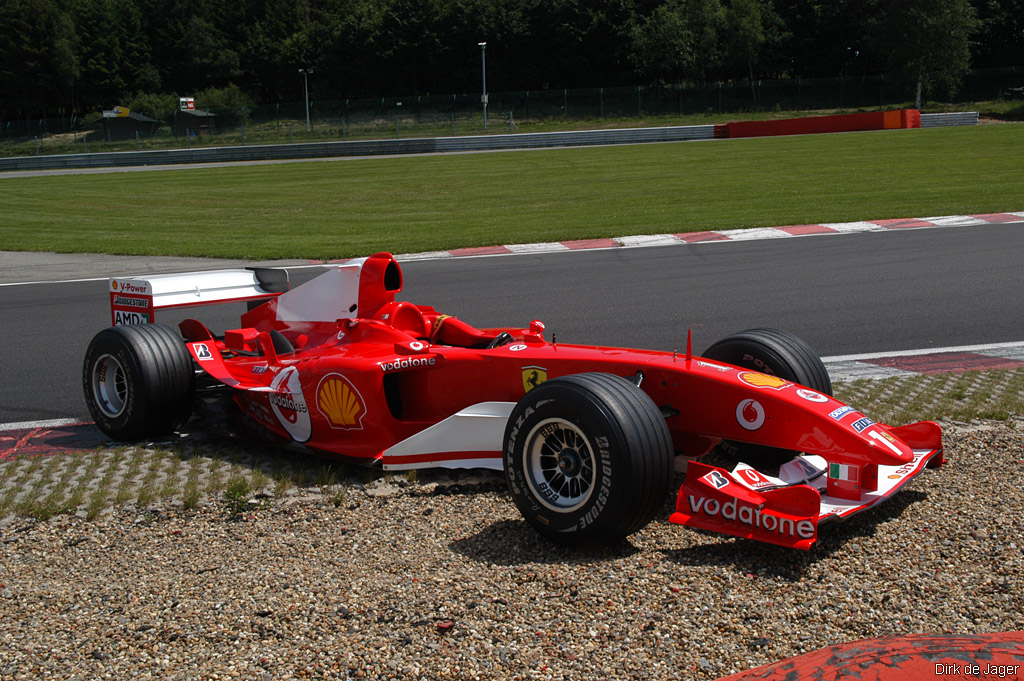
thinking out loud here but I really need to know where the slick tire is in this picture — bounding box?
[702,328,831,465]
[702,328,832,396]
[83,324,195,441]
[503,373,674,545]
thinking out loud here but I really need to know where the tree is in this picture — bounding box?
[773,0,883,78]
[629,1,697,84]
[71,0,160,108]
[0,0,80,117]
[688,0,727,83]
[969,0,1024,69]
[138,0,242,95]
[240,0,309,101]
[628,0,727,85]
[877,0,979,108]
[723,0,788,101]
[513,0,635,90]
[0,0,1014,117]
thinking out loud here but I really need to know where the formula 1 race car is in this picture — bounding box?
[83,253,943,549]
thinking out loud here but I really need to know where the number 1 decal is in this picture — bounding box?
[868,429,903,457]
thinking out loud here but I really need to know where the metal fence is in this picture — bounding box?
[3,66,1021,158]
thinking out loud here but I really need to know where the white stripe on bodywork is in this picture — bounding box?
[381,401,514,471]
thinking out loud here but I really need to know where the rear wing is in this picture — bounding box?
[108,267,288,326]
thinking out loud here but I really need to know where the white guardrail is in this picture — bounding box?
[0,113,976,172]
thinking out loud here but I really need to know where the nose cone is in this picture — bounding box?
[863,426,914,465]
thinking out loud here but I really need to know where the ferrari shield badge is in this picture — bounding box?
[522,366,547,392]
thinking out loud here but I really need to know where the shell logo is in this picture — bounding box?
[316,374,366,430]
[738,371,790,390]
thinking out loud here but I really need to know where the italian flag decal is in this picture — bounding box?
[829,463,858,482]
[827,462,861,501]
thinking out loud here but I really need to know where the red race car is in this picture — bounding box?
[84,253,943,549]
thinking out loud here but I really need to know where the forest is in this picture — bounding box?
[1,0,1020,119]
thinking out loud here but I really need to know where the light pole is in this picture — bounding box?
[478,42,488,129]
[299,67,314,132]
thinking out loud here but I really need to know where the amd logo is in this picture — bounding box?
[114,310,150,325]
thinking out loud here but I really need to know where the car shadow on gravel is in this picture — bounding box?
[658,489,929,579]
[450,519,643,566]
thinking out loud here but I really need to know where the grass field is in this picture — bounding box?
[1,123,1022,261]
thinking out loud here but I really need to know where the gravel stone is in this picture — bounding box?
[1,419,1023,680]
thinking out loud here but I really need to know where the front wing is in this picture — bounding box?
[669,423,943,549]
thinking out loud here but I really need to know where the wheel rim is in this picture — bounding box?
[524,418,596,513]
[91,354,128,418]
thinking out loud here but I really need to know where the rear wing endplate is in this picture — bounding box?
[108,267,288,326]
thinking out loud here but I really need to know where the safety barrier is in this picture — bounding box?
[920,112,980,127]
[716,109,922,139]
[0,124,716,172]
[0,113,974,173]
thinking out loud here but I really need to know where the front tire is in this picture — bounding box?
[83,324,195,440]
[702,328,831,466]
[702,328,832,395]
[503,373,674,545]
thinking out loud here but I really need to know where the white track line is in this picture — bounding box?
[822,341,1024,362]
[0,276,111,287]
[0,418,84,431]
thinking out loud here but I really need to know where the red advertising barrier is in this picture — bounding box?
[715,109,920,139]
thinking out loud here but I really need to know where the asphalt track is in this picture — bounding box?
[1,221,1023,425]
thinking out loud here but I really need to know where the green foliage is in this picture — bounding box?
[876,0,980,106]
[0,0,81,113]
[126,92,181,117]
[222,475,253,515]
[71,0,157,105]
[723,0,788,86]
[2,0,1020,119]
[629,1,701,84]
[196,84,255,110]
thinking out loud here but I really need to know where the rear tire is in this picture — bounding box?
[503,373,674,545]
[83,324,195,440]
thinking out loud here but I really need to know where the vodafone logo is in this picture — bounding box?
[269,367,312,442]
[734,465,773,490]
[687,495,816,541]
[736,399,765,431]
[379,356,436,372]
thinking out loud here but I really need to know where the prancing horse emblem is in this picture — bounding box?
[521,366,548,393]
